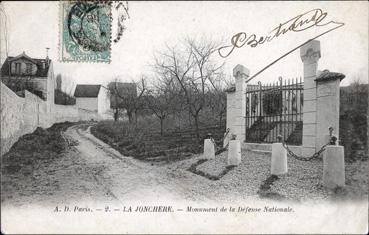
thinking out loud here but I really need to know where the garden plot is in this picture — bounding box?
[91,120,226,163]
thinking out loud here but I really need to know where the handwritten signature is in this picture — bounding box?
[218,8,345,58]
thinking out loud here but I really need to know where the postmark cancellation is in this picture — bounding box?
[59,1,112,63]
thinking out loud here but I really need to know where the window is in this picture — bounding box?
[26,63,32,74]
[15,63,21,74]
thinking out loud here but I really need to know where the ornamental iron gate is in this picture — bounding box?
[245,77,303,145]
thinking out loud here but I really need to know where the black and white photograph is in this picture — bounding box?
[0,1,368,234]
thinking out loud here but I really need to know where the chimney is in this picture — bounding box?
[45,47,50,67]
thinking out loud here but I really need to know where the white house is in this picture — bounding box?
[0,51,55,113]
[74,84,110,117]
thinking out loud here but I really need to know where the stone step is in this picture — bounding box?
[243,142,302,155]
[250,149,272,155]
[243,143,272,151]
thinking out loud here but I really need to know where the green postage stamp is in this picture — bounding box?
[59,1,112,63]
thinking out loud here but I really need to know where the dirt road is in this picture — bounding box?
[62,124,220,204]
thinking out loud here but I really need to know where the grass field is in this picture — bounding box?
[90,119,226,163]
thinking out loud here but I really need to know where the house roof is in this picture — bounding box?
[0,52,51,78]
[74,84,102,98]
[108,82,137,96]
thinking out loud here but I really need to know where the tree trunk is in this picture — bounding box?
[127,111,133,123]
[114,108,119,121]
[219,114,223,129]
[188,110,192,128]
[134,110,138,125]
[160,118,164,136]
[194,115,200,143]
[178,112,181,131]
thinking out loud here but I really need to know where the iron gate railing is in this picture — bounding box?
[245,77,303,145]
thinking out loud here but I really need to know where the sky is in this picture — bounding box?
[1,1,368,91]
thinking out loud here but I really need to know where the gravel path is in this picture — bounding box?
[176,148,368,203]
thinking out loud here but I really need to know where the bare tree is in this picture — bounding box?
[145,74,182,135]
[206,73,231,128]
[145,91,169,136]
[108,76,148,123]
[53,74,76,105]
[350,75,367,94]
[154,37,224,141]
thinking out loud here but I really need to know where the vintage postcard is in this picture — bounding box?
[0,1,368,234]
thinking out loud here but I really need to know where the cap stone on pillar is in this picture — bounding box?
[233,64,250,78]
[300,40,321,63]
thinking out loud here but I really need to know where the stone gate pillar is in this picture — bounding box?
[300,40,321,156]
[225,64,249,144]
[315,70,345,149]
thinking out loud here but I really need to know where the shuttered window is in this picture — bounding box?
[26,63,32,74]
[15,63,21,74]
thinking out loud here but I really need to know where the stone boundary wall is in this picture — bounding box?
[54,104,80,123]
[1,82,33,155]
[1,82,105,156]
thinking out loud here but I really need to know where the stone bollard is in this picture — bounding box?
[271,143,288,175]
[203,139,215,159]
[323,145,345,189]
[228,140,241,166]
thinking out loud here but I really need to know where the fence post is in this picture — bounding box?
[300,40,321,157]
